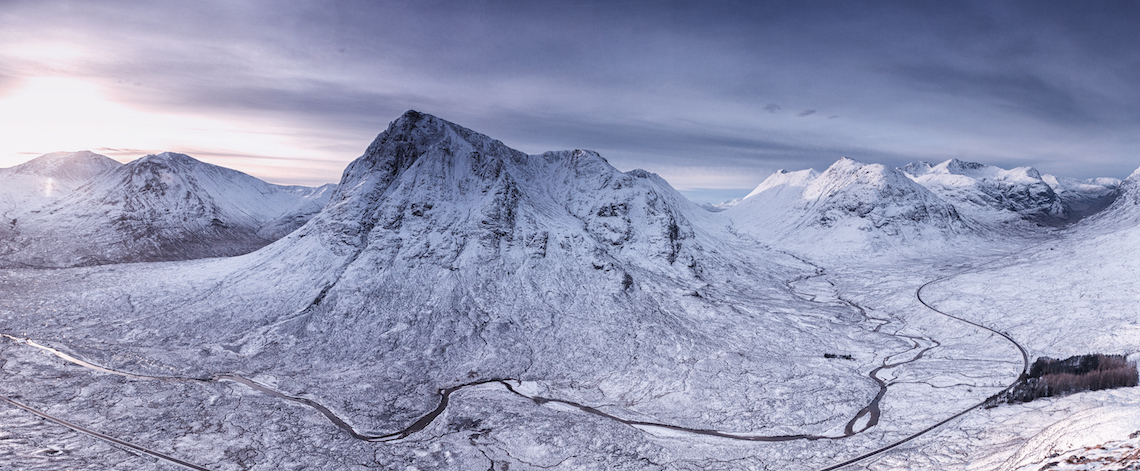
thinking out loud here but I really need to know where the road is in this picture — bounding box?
[816,258,1032,471]
[0,392,211,471]
[0,248,1036,470]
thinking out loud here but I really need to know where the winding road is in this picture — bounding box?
[0,248,1036,470]
[816,261,1032,471]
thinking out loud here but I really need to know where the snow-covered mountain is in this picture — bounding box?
[1113,166,1140,215]
[902,159,1118,226]
[727,158,967,250]
[0,111,893,464]
[2,113,1135,470]
[1042,174,1121,218]
[0,152,334,267]
[0,150,122,218]
[201,110,879,435]
[1076,165,1140,229]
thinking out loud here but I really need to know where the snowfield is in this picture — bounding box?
[0,111,1136,470]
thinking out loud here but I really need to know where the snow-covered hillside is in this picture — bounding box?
[0,112,1134,470]
[902,159,1118,226]
[0,151,121,219]
[0,152,334,267]
[198,110,888,440]
[1081,166,1140,229]
[727,158,968,252]
[853,166,1140,469]
[0,111,927,470]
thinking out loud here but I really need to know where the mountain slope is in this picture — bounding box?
[902,159,1118,226]
[1074,165,1140,230]
[3,112,1113,470]
[0,151,122,219]
[1042,174,1120,219]
[727,157,967,252]
[5,111,894,450]
[0,152,334,267]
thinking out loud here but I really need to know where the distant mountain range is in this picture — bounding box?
[1,135,1125,268]
[726,158,969,250]
[0,151,334,267]
[901,159,1118,226]
[721,156,1120,253]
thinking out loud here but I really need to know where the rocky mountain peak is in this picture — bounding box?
[905,159,1076,225]
[943,158,989,174]
[302,112,706,275]
[726,157,967,251]
[351,110,523,182]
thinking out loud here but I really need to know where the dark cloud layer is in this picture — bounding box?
[2,0,1138,200]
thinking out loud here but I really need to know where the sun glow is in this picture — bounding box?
[0,77,338,182]
[0,78,142,160]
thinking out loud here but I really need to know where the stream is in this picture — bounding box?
[0,247,1033,471]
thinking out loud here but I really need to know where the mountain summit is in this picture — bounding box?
[0,150,122,218]
[308,110,701,265]
[0,152,333,267]
[154,111,881,439]
[727,157,966,250]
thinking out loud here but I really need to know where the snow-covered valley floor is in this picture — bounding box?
[3,229,1133,470]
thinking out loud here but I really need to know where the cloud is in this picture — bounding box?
[1,0,1139,184]
[888,64,1096,126]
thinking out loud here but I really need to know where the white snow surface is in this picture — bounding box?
[0,150,121,219]
[0,112,1135,470]
[0,152,334,267]
[902,159,1119,226]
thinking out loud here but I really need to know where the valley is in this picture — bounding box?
[0,111,1136,470]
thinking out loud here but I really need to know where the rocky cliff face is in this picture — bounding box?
[903,159,1118,226]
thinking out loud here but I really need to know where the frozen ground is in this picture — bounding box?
[0,112,1136,469]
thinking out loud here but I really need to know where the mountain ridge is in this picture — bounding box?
[0,150,122,219]
[727,157,968,253]
[0,151,334,267]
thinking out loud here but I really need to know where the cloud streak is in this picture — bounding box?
[1,0,1138,197]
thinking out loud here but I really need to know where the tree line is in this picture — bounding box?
[992,354,1138,405]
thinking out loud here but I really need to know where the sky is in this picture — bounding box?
[1,1,1138,203]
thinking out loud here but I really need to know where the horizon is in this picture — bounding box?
[7,133,1133,206]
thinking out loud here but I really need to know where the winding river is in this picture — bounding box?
[0,246,1035,470]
